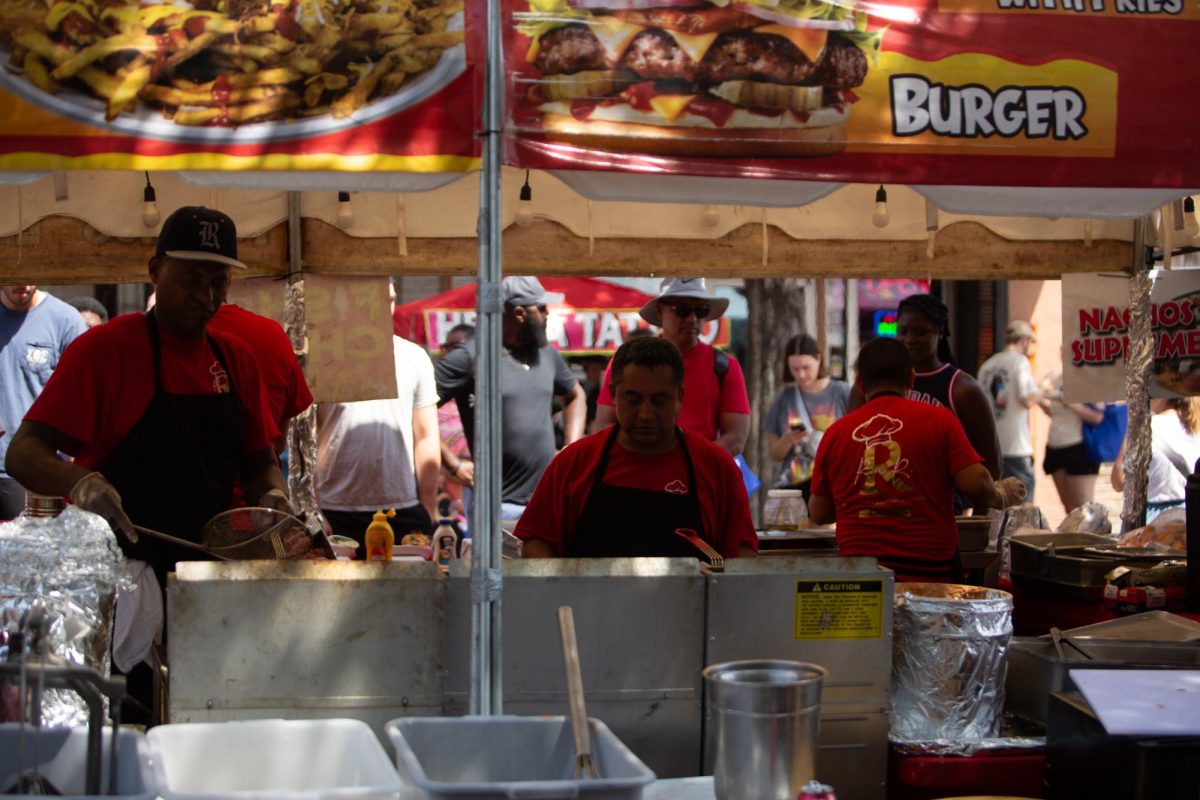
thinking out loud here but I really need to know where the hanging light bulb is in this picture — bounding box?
[516,170,534,227]
[142,171,160,228]
[1185,196,1199,238]
[336,191,354,229]
[701,205,720,227]
[872,185,890,228]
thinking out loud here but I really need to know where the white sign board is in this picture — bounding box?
[1063,270,1200,403]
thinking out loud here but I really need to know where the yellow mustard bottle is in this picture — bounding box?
[364,509,396,562]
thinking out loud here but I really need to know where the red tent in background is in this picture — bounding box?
[394,276,731,356]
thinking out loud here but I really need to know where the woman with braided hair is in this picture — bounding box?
[849,294,1002,489]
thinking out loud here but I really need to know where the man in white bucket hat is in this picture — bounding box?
[593,278,750,457]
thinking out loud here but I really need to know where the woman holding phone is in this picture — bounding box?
[764,334,851,499]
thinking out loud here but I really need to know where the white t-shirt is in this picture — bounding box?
[316,336,437,511]
[977,349,1038,458]
[1044,373,1086,449]
[1147,411,1200,504]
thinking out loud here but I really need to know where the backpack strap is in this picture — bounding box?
[713,347,729,389]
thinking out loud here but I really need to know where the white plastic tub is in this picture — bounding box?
[386,716,655,800]
[0,723,157,800]
[148,718,402,800]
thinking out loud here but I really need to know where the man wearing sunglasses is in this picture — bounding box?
[592,278,750,457]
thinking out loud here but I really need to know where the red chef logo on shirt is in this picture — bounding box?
[664,480,688,495]
[210,361,230,394]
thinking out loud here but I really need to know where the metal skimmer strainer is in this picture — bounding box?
[134,507,333,561]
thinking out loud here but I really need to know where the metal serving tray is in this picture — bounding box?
[1008,532,1170,588]
[1006,636,1200,725]
[1060,611,1200,642]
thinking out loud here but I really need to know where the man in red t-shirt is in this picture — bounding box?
[517,336,757,560]
[808,337,1025,582]
[5,207,292,582]
[592,278,750,456]
[208,303,313,452]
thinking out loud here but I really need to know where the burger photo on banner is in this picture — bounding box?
[512,0,884,157]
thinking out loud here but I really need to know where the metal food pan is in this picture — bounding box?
[1006,637,1200,725]
[1007,532,1114,580]
[956,517,991,552]
[1062,611,1200,642]
[1046,553,1127,587]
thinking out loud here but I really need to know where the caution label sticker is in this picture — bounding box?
[794,579,885,640]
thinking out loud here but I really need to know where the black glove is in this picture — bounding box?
[70,472,137,542]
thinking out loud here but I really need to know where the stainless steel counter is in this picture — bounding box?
[169,555,892,799]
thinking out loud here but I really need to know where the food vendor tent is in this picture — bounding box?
[2,0,1199,720]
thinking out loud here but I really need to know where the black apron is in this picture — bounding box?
[566,426,709,559]
[99,311,245,585]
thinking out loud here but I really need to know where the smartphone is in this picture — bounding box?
[790,421,807,432]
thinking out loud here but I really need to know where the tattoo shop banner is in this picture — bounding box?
[393,275,733,355]
[0,0,482,171]
[505,0,1200,187]
[416,307,731,355]
[1062,270,1200,404]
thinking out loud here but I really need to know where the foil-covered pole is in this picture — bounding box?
[1122,218,1153,533]
[282,255,323,536]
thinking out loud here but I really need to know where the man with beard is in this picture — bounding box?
[516,336,757,559]
[435,276,586,524]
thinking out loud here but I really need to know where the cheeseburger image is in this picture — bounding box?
[517,0,881,157]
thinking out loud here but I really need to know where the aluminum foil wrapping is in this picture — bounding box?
[1122,266,1153,533]
[890,584,1013,743]
[0,507,132,727]
[998,504,1049,582]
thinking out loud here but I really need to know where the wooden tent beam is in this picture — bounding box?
[1,215,1130,284]
[0,216,289,283]
[301,219,1132,279]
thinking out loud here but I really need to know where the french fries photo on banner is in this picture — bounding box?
[0,0,465,126]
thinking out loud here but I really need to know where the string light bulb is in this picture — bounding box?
[701,205,720,227]
[1185,196,1199,238]
[516,170,534,227]
[142,172,160,228]
[336,191,354,229]
[872,185,890,228]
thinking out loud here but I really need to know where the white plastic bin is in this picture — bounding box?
[386,716,655,800]
[0,724,157,800]
[148,718,402,800]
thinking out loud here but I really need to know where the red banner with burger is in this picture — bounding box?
[0,0,483,171]
[505,0,1200,187]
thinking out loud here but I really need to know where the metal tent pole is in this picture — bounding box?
[470,0,505,717]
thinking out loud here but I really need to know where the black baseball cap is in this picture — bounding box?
[155,206,247,270]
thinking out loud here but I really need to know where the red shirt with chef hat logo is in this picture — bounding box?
[24,312,278,467]
[810,395,981,566]
[514,427,757,557]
